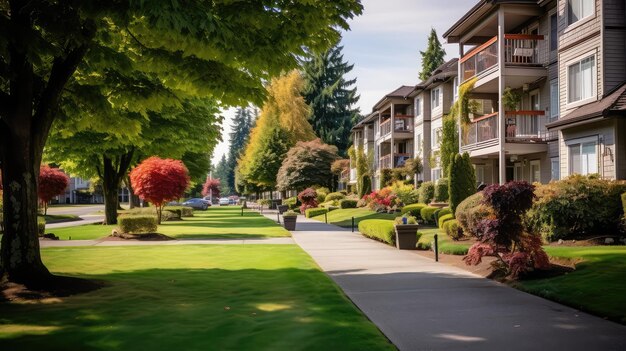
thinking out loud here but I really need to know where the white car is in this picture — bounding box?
[218,197,230,205]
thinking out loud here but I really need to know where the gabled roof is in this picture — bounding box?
[371,85,414,111]
[546,82,626,129]
[406,58,459,98]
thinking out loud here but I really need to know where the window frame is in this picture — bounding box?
[567,0,595,28]
[415,96,422,117]
[431,87,441,110]
[566,136,599,176]
[550,13,558,52]
[550,157,560,180]
[565,52,597,109]
[550,79,559,120]
[529,160,541,183]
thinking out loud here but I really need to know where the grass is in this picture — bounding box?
[42,214,80,224]
[48,206,290,240]
[516,246,626,324]
[311,208,397,227]
[417,227,471,255]
[0,245,393,350]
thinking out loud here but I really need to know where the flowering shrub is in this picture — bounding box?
[298,188,318,213]
[463,181,549,279]
[389,181,419,206]
[363,187,397,211]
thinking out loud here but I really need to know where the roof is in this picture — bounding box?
[406,58,459,98]
[371,85,414,111]
[546,82,626,129]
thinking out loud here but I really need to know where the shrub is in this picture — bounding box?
[37,216,46,236]
[283,196,298,209]
[125,207,177,221]
[359,175,372,198]
[363,187,398,211]
[433,208,442,224]
[455,192,485,237]
[394,215,417,225]
[449,153,476,213]
[434,178,449,202]
[164,206,194,218]
[298,188,319,213]
[118,215,158,234]
[420,206,438,224]
[358,219,395,245]
[443,219,462,240]
[305,207,328,218]
[340,199,358,209]
[283,210,298,217]
[438,213,454,229]
[325,192,345,202]
[525,175,626,241]
[401,203,427,220]
[438,207,452,220]
[389,181,419,206]
[380,169,393,187]
[418,181,435,204]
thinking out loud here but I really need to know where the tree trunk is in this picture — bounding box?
[99,151,135,225]
[126,176,140,209]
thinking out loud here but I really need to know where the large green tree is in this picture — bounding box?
[214,154,231,196]
[276,139,339,192]
[419,28,446,81]
[302,45,360,156]
[226,108,254,193]
[0,1,362,286]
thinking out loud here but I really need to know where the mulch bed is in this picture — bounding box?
[107,232,175,241]
[1,275,104,303]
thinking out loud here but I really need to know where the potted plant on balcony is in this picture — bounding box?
[282,210,298,231]
[394,215,420,250]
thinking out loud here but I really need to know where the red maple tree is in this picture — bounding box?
[38,166,70,215]
[130,157,190,223]
[201,178,221,199]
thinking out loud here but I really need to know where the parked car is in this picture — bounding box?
[182,198,210,210]
[219,197,230,206]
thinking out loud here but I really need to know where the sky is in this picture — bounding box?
[211,0,474,165]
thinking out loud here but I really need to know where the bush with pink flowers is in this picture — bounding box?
[298,188,319,213]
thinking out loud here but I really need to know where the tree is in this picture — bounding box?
[226,108,255,193]
[0,0,362,286]
[302,45,360,156]
[419,28,446,81]
[449,153,476,214]
[439,114,459,176]
[202,178,221,200]
[214,155,231,195]
[404,157,423,182]
[130,157,190,224]
[276,139,339,192]
[38,166,69,215]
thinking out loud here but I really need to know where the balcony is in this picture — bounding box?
[505,111,556,142]
[460,34,544,82]
[379,116,414,137]
[461,112,499,148]
[379,153,411,170]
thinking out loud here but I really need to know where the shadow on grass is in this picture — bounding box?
[0,268,393,351]
[324,213,397,228]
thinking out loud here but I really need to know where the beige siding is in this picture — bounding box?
[559,119,617,179]
[616,118,626,180]
[557,0,602,48]
[603,29,626,92]
[558,35,602,116]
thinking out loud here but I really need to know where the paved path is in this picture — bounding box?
[279,213,626,351]
[47,205,105,228]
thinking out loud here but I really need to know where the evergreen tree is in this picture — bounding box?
[226,108,254,193]
[214,154,231,195]
[439,114,459,176]
[419,28,447,80]
[302,45,360,156]
[449,153,476,214]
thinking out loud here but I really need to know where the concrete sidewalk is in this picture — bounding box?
[284,213,626,351]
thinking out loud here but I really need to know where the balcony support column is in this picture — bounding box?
[390,104,395,169]
[497,8,506,184]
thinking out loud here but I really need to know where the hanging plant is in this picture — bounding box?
[449,77,478,126]
[502,87,522,112]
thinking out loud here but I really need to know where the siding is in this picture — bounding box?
[616,118,626,179]
[603,28,626,92]
[558,35,602,116]
[559,119,616,179]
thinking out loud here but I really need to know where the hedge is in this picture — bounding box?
[401,203,427,219]
[455,192,485,237]
[418,181,435,204]
[125,208,177,221]
[118,215,158,234]
[306,207,328,218]
[438,213,454,229]
[358,219,395,245]
[434,178,449,202]
[420,206,439,224]
[340,199,358,209]
[325,192,346,202]
[380,169,393,187]
[164,206,194,218]
[442,219,462,240]
[435,207,452,224]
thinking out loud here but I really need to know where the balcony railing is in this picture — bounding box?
[460,34,544,82]
[394,116,414,132]
[379,153,412,170]
[461,112,499,147]
[505,111,555,142]
[380,119,391,136]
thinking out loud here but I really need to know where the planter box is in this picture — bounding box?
[394,224,419,250]
[283,216,297,231]
[277,205,289,214]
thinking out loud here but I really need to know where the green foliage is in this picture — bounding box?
[439,115,459,176]
[449,78,478,127]
[358,219,395,245]
[227,108,255,193]
[276,139,339,191]
[502,87,522,111]
[302,45,360,156]
[420,206,439,224]
[419,28,446,81]
[325,192,346,202]
[118,215,158,234]
[123,208,176,222]
[436,207,452,224]
[526,175,626,241]
[389,181,419,206]
[438,213,454,229]
[282,210,298,218]
[339,199,358,209]
[449,153,476,214]
[380,169,393,187]
[401,203,428,220]
[443,220,462,240]
[418,181,435,204]
[434,178,449,202]
[417,228,470,254]
[354,145,371,195]
[37,217,46,237]
[283,197,299,209]
[455,192,490,238]
[394,215,418,225]
[403,157,423,178]
[214,155,232,196]
[622,192,626,213]
[306,207,329,218]
[164,206,194,218]
[359,175,372,198]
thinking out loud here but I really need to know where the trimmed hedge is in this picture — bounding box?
[438,213,454,229]
[418,181,435,204]
[420,206,439,224]
[435,207,452,224]
[434,178,449,202]
[283,196,298,209]
[306,207,328,218]
[442,219,461,240]
[164,206,194,218]
[340,199,358,209]
[401,203,427,219]
[325,192,346,202]
[455,192,485,237]
[358,219,395,245]
[118,215,158,234]
[125,208,177,221]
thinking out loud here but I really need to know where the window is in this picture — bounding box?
[530,160,541,183]
[551,157,560,180]
[453,77,459,100]
[432,168,441,182]
[415,97,422,116]
[568,0,594,25]
[567,55,596,104]
[550,14,558,51]
[416,133,423,153]
[550,79,559,119]
[431,127,442,148]
[431,88,440,109]
[569,141,597,175]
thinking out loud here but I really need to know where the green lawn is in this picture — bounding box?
[49,206,290,240]
[417,227,471,255]
[0,245,393,350]
[311,208,396,227]
[516,246,626,324]
[43,214,80,224]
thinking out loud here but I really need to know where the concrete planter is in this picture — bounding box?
[394,224,419,250]
[283,216,297,231]
[277,205,289,214]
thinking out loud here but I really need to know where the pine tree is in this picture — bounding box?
[419,28,447,81]
[226,108,254,193]
[214,154,231,195]
[302,45,360,156]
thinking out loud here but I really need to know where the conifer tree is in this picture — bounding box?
[302,45,360,156]
[226,108,254,193]
[214,154,231,195]
[419,28,447,80]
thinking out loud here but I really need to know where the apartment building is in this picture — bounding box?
[443,0,625,184]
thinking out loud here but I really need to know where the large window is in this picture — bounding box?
[431,127,442,148]
[550,79,559,120]
[431,87,441,110]
[568,0,594,25]
[569,141,597,175]
[567,55,595,105]
[550,14,558,51]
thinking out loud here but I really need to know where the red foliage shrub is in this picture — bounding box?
[38,166,70,214]
[298,188,318,213]
[201,178,221,199]
[362,187,397,211]
[130,157,190,223]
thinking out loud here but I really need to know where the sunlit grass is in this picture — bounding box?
[311,208,396,227]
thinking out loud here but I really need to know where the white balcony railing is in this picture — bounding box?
[461,112,499,147]
[505,111,556,142]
